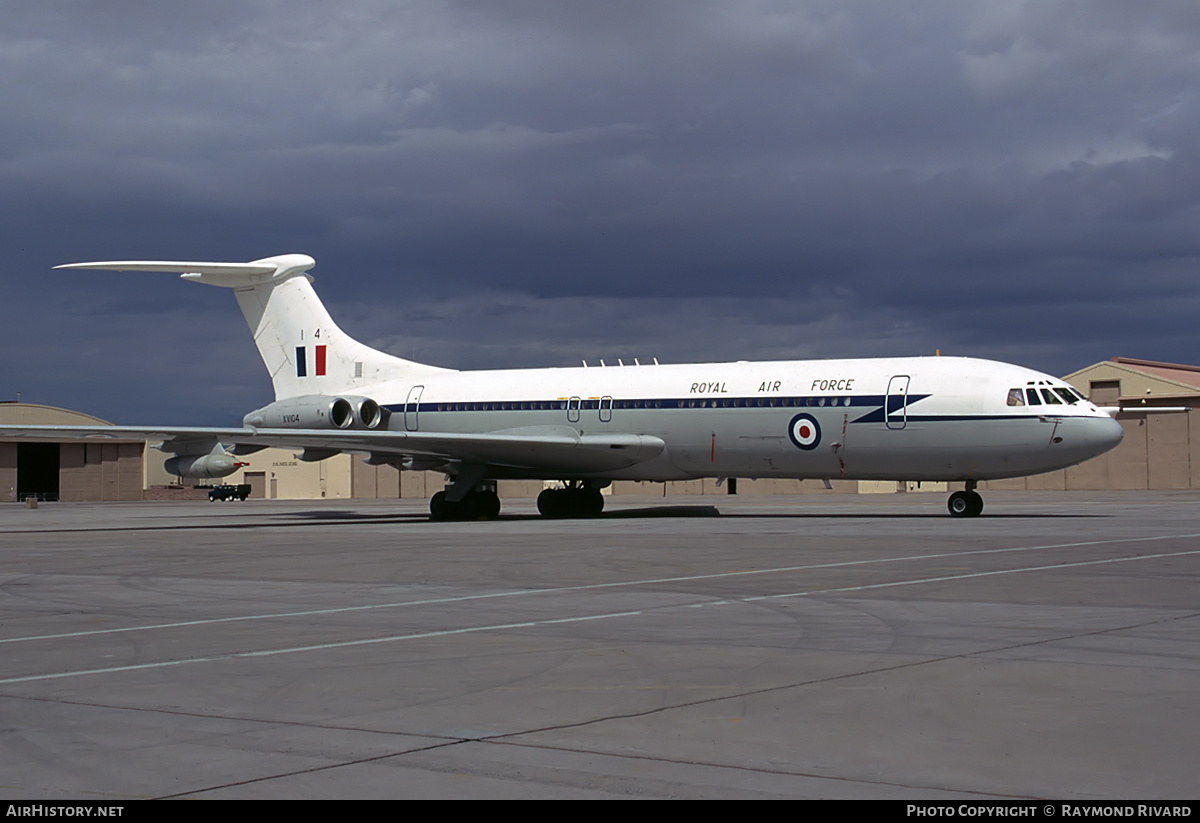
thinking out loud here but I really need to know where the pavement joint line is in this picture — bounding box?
[3,530,1198,647]
[2,543,1199,686]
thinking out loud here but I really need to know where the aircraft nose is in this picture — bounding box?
[1051,413,1123,466]
[1087,413,1124,454]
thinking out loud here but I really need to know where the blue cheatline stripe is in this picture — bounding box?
[385,394,891,414]
[383,394,939,415]
[376,395,1095,424]
[296,346,307,377]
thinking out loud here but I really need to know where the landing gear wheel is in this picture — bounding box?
[537,486,605,519]
[430,490,452,521]
[430,489,502,521]
[477,490,501,520]
[948,490,984,517]
[582,488,604,517]
[537,488,565,518]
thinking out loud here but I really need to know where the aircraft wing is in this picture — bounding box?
[0,425,666,474]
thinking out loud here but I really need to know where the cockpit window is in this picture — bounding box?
[1025,388,1042,406]
[1007,388,1025,406]
[1040,388,1062,405]
[1053,388,1081,404]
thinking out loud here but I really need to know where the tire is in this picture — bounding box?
[948,490,984,517]
[430,491,451,521]
[582,488,604,517]
[537,488,562,518]
[967,490,984,516]
[478,490,501,520]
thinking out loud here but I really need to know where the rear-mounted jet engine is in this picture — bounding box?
[242,395,385,430]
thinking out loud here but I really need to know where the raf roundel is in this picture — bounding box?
[788,413,821,450]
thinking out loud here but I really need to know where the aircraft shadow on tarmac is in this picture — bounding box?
[281,505,1103,523]
[21,504,1104,535]
[285,504,722,522]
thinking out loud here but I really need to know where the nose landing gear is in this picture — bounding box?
[948,481,984,517]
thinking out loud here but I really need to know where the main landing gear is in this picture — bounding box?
[429,466,502,521]
[947,481,984,517]
[536,482,605,519]
[429,488,501,521]
[427,475,608,521]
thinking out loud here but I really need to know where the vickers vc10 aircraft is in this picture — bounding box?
[7,254,1123,519]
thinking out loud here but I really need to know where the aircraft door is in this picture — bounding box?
[567,396,581,423]
[405,385,423,431]
[599,395,613,423]
[886,375,910,430]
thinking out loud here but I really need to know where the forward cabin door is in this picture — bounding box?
[886,375,910,430]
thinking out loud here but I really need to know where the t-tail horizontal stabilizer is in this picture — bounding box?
[55,254,450,400]
[54,254,316,289]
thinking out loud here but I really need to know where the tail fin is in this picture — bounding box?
[55,254,449,399]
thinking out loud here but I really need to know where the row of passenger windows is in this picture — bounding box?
[1006,386,1085,407]
[431,396,858,413]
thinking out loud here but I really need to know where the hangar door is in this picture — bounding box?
[17,443,59,501]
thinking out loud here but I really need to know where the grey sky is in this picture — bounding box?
[3,2,1198,423]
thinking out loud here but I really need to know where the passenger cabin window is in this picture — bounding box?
[1007,388,1025,406]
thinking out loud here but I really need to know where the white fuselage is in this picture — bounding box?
[355,355,1123,483]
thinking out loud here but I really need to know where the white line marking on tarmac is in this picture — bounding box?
[2,531,1198,646]
[2,539,1199,685]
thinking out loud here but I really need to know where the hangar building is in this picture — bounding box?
[0,403,144,502]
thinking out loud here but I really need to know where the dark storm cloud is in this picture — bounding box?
[2,1,1199,423]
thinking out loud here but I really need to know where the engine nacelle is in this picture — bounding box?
[354,397,384,429]
[164,452,241,479]
[242,395,385,430]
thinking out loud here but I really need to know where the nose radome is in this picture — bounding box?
[1088,414,1124,454]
